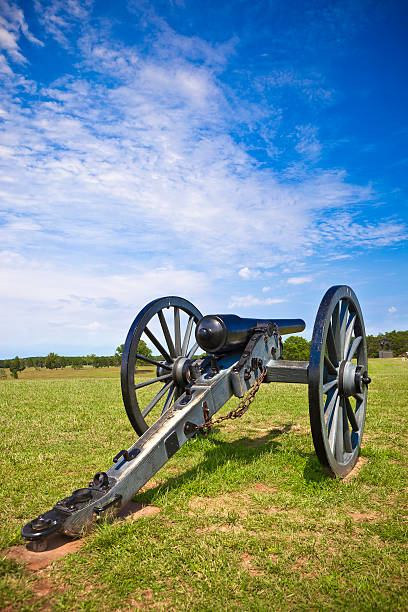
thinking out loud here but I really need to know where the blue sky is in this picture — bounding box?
[0,0,407,358]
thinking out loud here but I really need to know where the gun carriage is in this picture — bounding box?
[22,285,371,551]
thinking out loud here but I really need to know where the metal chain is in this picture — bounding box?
[197,367,268,435]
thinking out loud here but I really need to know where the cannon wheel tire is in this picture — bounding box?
[121,297,202,436]
[308,285,370,478]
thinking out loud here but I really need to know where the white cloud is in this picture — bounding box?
[229,295,285,308]
[262,286,272,292]
[33,0,91,47]
[0,5,406,354]
[0,253,210,355]
[295,124,321,161]
[287,276,312,285]
[0,0,43,72]
[238,267,260,280]
[327,254,352,260]
[388,306,397,313]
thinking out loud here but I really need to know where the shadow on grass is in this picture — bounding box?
[134,424,329,504]
[303,454,328,483]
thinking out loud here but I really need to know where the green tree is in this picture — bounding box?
[114,344,124,365]
[366,334,379,358]
[71,357,84,369]
[45,352,61,369]
[33,357,44,368]
[115,340,152,366]
[9,356,26,379]
[282,336,311,361]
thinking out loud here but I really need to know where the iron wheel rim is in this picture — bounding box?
[121,296,202,436]
[308,285,368,477]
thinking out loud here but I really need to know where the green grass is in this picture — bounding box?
[1,359,407,610]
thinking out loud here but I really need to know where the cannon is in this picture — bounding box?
[22,285,371,551]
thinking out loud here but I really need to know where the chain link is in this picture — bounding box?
[196,367,268,435]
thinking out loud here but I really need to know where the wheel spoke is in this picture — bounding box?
[187,342,199,358]
[142,381,173,417]
[328,395,340,452]
[343,313,356,360]
[343,403,353,453]
[331,302,342,361]
[347,336,362,361]
[345,397,359,432]
[339,301,349,358]
[144,326,173,363]
[324,388,338,427]
[181,316,194,357]
[355,393,366,426]
[162,384,176,414]
[134,373,171,390]
[157,310,177,358]
[324,353,337,376]
[326,323,338,366]
[135,353,171,370]
[335,397,344,460]
[323,379,337,394]
[174,307,181,356]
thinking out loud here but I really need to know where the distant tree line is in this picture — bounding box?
[0,340,157,378]
[366,330,408,358]
[1,332,407,379]
[281,330,408,361]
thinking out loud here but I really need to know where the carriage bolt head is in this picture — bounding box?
[30,516,52,532]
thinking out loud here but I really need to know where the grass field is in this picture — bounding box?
[0,359,407,610]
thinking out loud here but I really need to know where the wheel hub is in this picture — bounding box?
[171,357,194,387]
[338,360,371,397]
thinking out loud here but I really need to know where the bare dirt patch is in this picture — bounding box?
[3,502,160,571]
[291,556,317,578]
[189,484,277,519]
[204,524,244,534]
[189,492,249,517]
[127,588,155,610]
[241,552,263,576]
[140,479,164,492]
[291,424,311,435]
[253,482,277,493]
[348,511,380,523]
[117,501,161,522]
[4,534,84,570]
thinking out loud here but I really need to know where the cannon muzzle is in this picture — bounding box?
[195,314,305,354]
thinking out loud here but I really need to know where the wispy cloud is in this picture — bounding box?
[229,295,285,308]
[0,1,406,354]
[33,0,92,47]
[0,0,43,72]
[295,125,321,161]
[287,276,313,285]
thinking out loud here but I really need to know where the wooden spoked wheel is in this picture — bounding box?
[308,286,370,477]
[121,297,202,436]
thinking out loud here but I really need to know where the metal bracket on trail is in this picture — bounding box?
[22,286,371,550]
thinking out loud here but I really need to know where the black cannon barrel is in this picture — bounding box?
[195,314,306,354]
